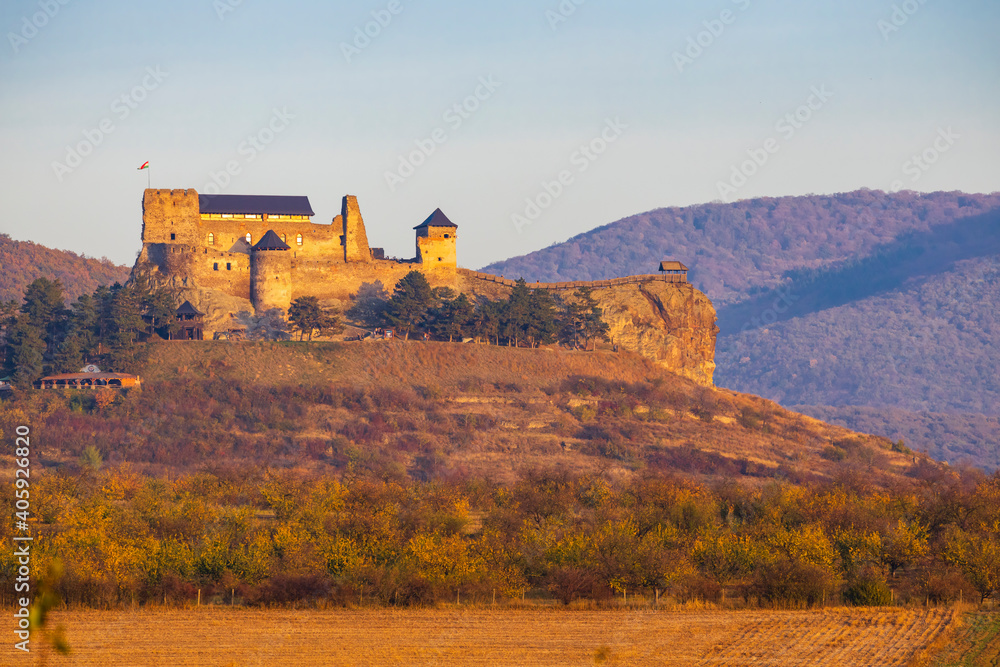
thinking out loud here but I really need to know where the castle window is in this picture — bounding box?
[245,233,252,244]
[222,214,233,219]
[438,257,443,262]
[444,234,451,238]
[296,234,303,246]
[208,233,215,246]
[213,263,219,271]
[170,233,176,240]
[280,234,286,242]
[226,263,232,271]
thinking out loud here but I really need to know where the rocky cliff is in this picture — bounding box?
[593,281,717,386]
[458,274,718,386]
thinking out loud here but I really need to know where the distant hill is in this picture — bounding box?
[484,190,1000,469]
[0,233,131,303]
[484,190,1000,306]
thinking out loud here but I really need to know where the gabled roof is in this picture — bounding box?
[37,373,139,381]
[414,208,458,230]
[199,194,315,216]
[252,230,292,251]
[659,261,689,272]
[176,301,204,316]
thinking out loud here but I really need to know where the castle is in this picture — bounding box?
[139,189,461,312]
[138,188,719,385]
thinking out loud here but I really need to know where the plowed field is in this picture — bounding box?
[3,607,960,666]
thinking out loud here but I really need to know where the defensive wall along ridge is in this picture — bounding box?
[135,188,718,385]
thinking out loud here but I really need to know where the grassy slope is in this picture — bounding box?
[135,340,928,485]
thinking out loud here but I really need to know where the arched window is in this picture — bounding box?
[246,233,252,244]
[208,233,215,246]
[296,234,303,246]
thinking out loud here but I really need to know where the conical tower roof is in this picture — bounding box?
[252,230,291,251]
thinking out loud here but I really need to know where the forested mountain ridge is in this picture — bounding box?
[484,190,1000,468]
[484,190,1000,306]
[0,233,131,303]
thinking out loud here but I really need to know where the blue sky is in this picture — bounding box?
[1,0,997,269]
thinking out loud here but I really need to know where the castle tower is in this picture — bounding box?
[138,189,201,280]
[250,230,292,312]
[414,209,458,271]
[342,195,371,263]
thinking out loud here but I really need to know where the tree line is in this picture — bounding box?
[3,465,997,609]
[348,271,610,348]
[0,267,177,386]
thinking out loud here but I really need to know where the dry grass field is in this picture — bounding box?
[5,607,961,667]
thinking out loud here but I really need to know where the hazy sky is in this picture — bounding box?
[1,0,997,269]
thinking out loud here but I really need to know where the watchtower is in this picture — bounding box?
[414,208,458,270]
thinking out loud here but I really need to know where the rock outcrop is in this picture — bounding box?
[459,274,718,386]
[592,281,718,386]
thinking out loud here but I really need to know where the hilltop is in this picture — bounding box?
[32,340,930,487]
[484,190,1000,468]
[0,233,131,303]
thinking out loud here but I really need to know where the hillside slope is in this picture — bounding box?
[0,233,131,303]
[27,340,932,488]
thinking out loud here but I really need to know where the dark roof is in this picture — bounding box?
[176,301,204,316]
[37,373,139,381]
[252,230,292,251]
[414,208,458,230]
[659,261,689,272]
[199,194,315,216]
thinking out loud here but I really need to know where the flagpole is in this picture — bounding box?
[147,166,151,189]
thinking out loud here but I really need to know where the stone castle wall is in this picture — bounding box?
[137,188,717,385]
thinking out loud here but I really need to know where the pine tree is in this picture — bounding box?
[6,319,45,388]
[502,279,532,347]
[384,271,434,340]
[472,299,503,345]
[526,289,559,347]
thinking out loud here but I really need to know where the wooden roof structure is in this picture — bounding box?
[176,301,204,317]
[414,208,458,230]
[659,261,689,272]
